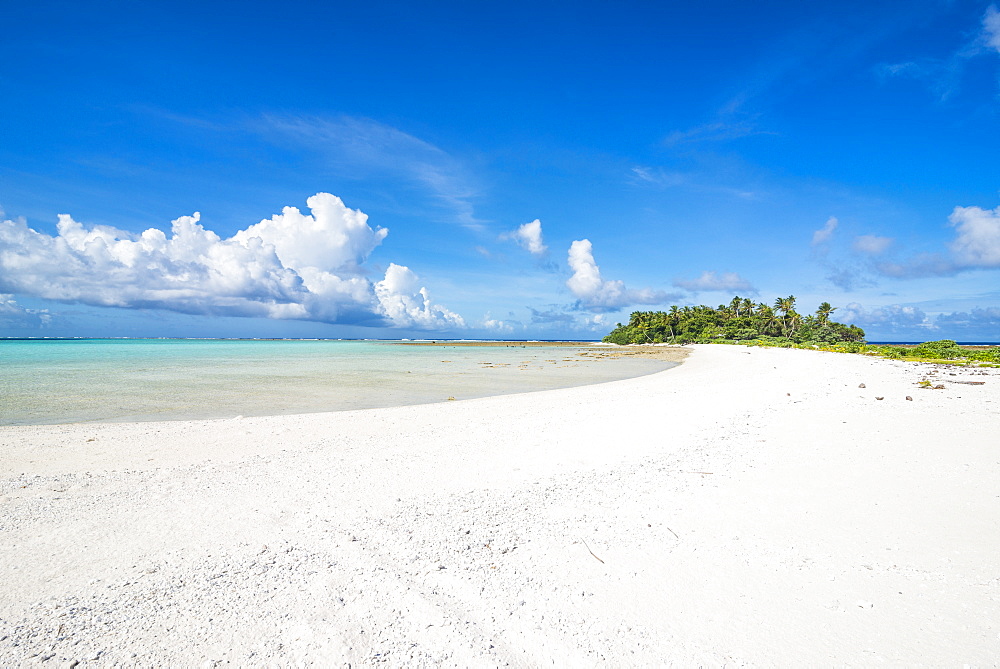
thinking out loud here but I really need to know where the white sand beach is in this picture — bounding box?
[1,344,998,665]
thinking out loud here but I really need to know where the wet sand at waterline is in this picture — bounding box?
[1,344,998,664]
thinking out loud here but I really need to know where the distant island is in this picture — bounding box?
[601,295,1000,366]
[603,296,864,345]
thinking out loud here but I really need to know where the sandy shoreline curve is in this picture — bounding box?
[398,339,693,362]
[1,344,998,664]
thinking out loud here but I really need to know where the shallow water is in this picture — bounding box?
[0,339,677,425]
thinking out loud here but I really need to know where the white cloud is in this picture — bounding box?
[877,253,956,279]
[233,193,387,272]
[839,302,929,328]
[374,264,465,329]
[0,194,462,330]
[812,216,838,245]
[877,204,1000,278]
[0,294,52,328]
[852,234,893,255]
[565,239,673,312]
[504,219,547,255]
[529,307,576,324]
[673,270,756,293]
[566,240,605,299]
[936,306,1000,329]
[825,265,876,291]
[0,294,21,314]
[481,312,519,333]
[949,205,1000,267]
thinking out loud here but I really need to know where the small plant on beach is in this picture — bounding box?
[911,339,965,360]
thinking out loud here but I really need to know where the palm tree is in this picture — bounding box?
[751,303,775,336]
[774,295,797,336]
[816,301,836,324]
[667,305,681,342]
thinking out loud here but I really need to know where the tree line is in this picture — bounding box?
[602,295,866,345]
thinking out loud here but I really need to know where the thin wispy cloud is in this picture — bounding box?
[812,216,839,246]
[876,5,1000,100]
[628,166,758,200]
[663,120,774,146]
[260,115,485,230]
[825,266,877,292]
[985,5,1000,52]
[852,234,893,255]
[809,217,883,291]
[673,271,756,294]
[687,6,919,142]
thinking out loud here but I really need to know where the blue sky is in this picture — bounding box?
[2,0,999,341]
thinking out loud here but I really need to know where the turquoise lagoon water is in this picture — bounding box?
[0,339,677,425]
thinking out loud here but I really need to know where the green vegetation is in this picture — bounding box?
[859,340,1000,366]
[761,339,1000,366]
[601,296,1000,367]
[602,296,864,345]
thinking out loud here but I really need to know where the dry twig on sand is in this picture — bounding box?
[579,538,605,564]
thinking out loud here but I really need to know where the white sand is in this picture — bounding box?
[1,344,998,665]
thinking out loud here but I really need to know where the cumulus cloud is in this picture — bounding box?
[582,313,607,329]
[812,216,838,245]
[839,302,929,328]
[374,264,464,329]
[233,193,387,272]
[673,270,756,293]
[0,294,52,328]
[565,239,673,312]
[528,307,576,324]
[852,234,893,255]
[503,219,547,256]
[481,313,520,333]
[825,265,876,291]
[876,205,1000,278]
[877,253,956,279]
[0,193,463,330]
[949,205,1000,267]
[935,306,1000,329]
